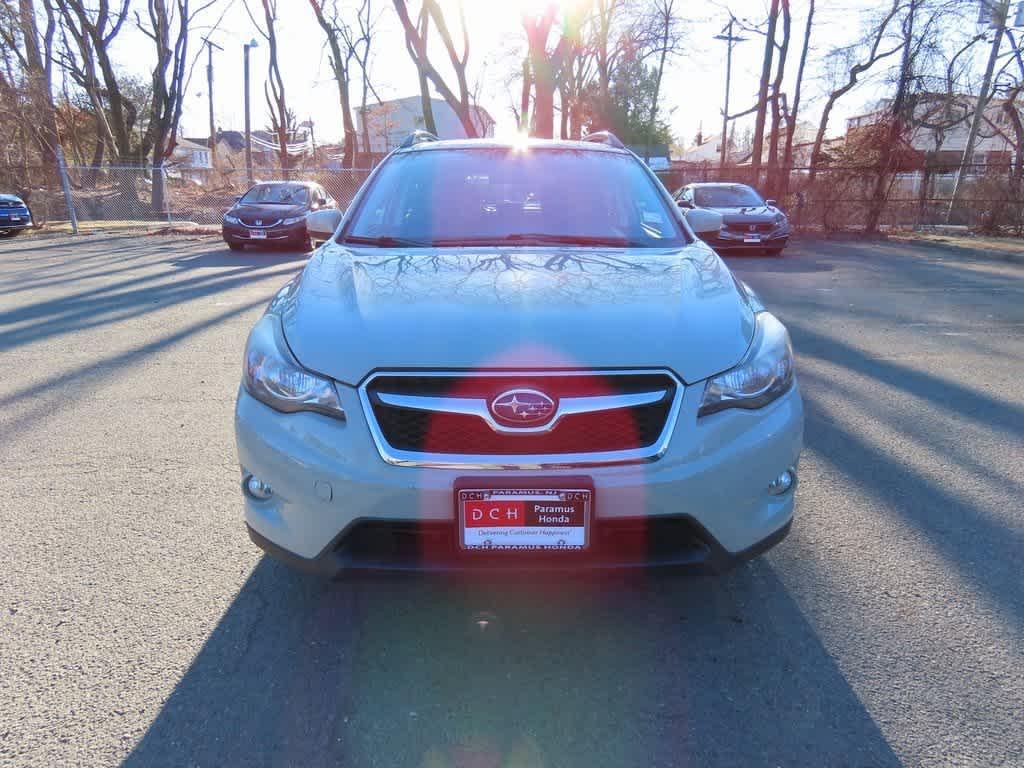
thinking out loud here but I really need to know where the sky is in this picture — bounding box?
[103,0,992,152]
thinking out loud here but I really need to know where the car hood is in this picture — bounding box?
[230,202,307,220]
[278,242,756,385]
[705,205,779,224]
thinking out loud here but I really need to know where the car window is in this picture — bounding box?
[694,185,764,207]
[342,148,686,248]
[241,184,309,205]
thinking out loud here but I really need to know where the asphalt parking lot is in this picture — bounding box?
[1,232,1022,767]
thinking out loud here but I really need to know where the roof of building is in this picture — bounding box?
[360,95,495,127]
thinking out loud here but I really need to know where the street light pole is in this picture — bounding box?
[243,39,258,187]
[202,37,223,168]
[947,0,1011,222]
[714,18,747,171]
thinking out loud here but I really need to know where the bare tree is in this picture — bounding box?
[641,0,683,160]
[245,0,293,175]
[780,0,814,194]
[808,0,904,180]
[54,0,139,165]
[136,0,215,211]
[309,0,358,166]
[750,0,780,185]
[0,0,60,173]
[521,2,592,138]
[393,0,478,137]
[765,0,791,195]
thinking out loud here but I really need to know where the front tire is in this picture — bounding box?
[765,246,784,257]
[0,229,19,238]
[227,241,245,251]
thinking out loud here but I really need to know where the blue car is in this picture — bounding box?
[0,194,33,238]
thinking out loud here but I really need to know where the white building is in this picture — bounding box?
[357,96,495,155]
[171,138,212,169]
[846,94,1021,168]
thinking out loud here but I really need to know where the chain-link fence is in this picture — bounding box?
[656,162,1024,233]
[3,156,1022,235]
[0,163,373,230]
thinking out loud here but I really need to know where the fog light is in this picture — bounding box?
[767,469,795,496]
[244,475,273,500]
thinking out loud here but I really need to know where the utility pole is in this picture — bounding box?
[202,37,223,168]
[243,38,258,187]
[715,17,747,170]
[947,0,1011,222]
[751,0,780,187]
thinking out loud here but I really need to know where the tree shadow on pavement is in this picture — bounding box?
[123,558,900,768]
[169,246,310,270]
[722,252,835,274]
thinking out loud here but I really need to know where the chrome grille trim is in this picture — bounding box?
[358,369,685,470]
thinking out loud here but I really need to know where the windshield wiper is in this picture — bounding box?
[480,233,644,247]
[342,235,432,248]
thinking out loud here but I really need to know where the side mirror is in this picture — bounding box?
[233,195,243,203]
[307,208,343,241]
[765,199,777,208]
[684,208,724,236]
[676,198,693,209]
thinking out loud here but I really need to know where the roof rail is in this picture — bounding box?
[581,131,626,149]
[399,130,440,149]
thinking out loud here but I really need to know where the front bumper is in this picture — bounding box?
[705,229,789,251]
[235,378,804,576]
[0,211,32,231]
[222,220,307,243]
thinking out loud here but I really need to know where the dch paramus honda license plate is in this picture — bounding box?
[456,478,593,552]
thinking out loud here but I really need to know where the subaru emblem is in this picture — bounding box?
[490,389,556,427]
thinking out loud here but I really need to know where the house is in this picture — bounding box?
[171,138,212,169]
[679,134,726,164]
[356,96,495,157]
[845,93,1021,172]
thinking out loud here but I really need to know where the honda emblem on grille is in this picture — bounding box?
[255,219,263,226]
[749,224,757,232]
[490,389,556,427]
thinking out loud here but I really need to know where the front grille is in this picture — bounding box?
[725,222,774,233]
[239,216,281,228]
[0,201,23,209]
[364,372,679,460]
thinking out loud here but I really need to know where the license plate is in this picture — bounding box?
[249,229,267,239]
[457,481,592,552]
[744,235,761,243]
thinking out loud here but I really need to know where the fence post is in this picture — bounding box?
[164,167,172,226]
[55,146,78,235]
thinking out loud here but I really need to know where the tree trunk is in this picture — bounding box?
[865,0,918,234]
[751,0,780,187]
[766,1,790,197]
[782,0,814,195]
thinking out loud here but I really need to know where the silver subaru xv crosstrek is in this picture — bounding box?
[234,132,803,576]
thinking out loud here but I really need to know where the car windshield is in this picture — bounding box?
[342,147,686,248]
[241,184,308,205]
[694,185,764,208]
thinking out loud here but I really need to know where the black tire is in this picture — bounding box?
[765,247,784,257]
[227,241,245,251]
[297,236,313,252]
[0,229,19,238]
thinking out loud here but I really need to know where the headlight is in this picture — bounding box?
[281,215,306,225]
[224,213,241,224]
[698,312,794,417]
[774,213,786,227]
[242,314,345,419]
